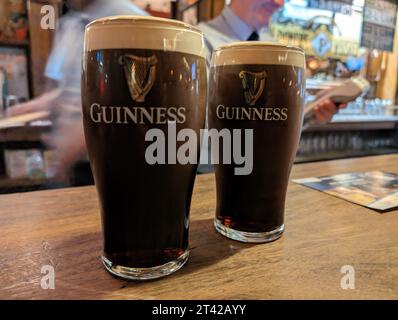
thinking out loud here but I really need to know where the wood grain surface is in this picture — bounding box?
[1,155,398,300]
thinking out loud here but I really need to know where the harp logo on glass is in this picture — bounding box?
[120,54,158,102]
[215,70,288,122]
[239,70,266,106]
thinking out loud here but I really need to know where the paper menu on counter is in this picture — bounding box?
[293,171,398,211]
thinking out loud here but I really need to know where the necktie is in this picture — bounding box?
[247,31,259,41]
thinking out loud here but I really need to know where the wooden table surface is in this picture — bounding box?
[1,155,398,300]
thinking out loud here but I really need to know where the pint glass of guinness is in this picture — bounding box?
[209,42,305,243]
[82,16,206,279]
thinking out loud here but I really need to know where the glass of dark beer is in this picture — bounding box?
[82,16,206,279]
[209,42,306,243]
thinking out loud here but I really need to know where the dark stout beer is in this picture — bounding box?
[209,42,306,243]
[82,16,206,279]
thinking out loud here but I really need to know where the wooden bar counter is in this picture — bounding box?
[1,155,398,299]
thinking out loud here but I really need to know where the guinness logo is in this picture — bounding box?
[239,71,266,106]
[121,55,158,102]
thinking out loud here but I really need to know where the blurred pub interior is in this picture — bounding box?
[0,0,397,194]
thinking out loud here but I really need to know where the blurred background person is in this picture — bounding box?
[6,0,147,182]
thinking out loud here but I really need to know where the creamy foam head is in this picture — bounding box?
[84,15,206,58]
[212,42,305,68]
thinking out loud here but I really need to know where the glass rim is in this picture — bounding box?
[216,41,305,55]
[86,15,203,36]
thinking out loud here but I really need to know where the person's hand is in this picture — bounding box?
[313,99,347,124]
[6,89,61,117]
[311,86,349,124]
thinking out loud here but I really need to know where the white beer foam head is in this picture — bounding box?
[211,42,306,68]
[84,15,206,58]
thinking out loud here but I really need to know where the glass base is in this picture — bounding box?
[214,218,284,243]
[102,250,189,280]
